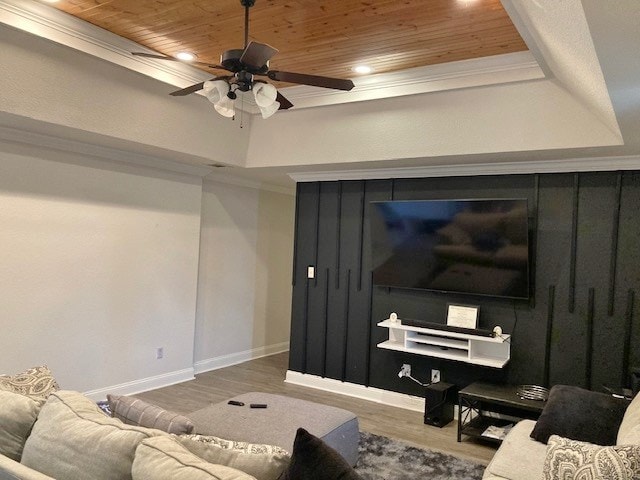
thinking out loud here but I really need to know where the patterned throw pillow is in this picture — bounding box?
[107,394,195,435]
[177,434,290,480]
[180,434,289,455]
[0,365,60,401]
[543,435,640,480]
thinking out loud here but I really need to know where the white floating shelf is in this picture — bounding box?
[377,319,510,369]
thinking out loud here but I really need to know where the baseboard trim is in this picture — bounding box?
[285,370,425,413]
[194,342,290,375]
[83,368,195,402]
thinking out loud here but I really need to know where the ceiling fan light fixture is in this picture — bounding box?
[253,82,280,118]
[202,80,230,104]
[214,96,236,118]
[258,100,280,119]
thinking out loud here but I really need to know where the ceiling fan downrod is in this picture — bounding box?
[240,0,256,49]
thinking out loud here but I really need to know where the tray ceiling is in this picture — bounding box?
[50,0,528,81]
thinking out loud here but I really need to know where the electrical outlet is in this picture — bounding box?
[431,369,441,383]
[399,364,411,378]
[307,266,315,279]
[156,347,164,360]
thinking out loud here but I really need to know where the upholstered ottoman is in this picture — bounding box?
[188,392,360,466]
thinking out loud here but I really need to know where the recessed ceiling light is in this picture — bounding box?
[352,65,373,75]
[176,52,197,62]
[41,0,60,3]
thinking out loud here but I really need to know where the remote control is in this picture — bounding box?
[250,403,267,408]
[227,400,245,406]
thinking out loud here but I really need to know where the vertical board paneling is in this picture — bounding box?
[568,174,579,313]
[623,289,635,383]
[608,173,623,315]
[288,182,321,373]
[544,285,555,387]
[289,171,640,393]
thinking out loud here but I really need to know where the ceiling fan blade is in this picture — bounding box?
[267,71,354,91]
[169,76,232,96]
[240,41,279,70]
[132,52,227,71]
[170,82,205,96]
[276,91,294,110]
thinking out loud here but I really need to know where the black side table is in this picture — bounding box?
[458,382,545,444]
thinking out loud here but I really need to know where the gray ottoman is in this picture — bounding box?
[188,392,360,466]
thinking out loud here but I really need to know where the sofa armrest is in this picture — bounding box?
[0,455,55,480]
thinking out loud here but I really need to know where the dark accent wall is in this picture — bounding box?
[288,172,640,398]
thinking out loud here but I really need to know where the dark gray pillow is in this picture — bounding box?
[278,428,362,480]
[530,385,629,445]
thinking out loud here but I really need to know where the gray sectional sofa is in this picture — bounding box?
[1,366,361,480]
[483,385,640,480]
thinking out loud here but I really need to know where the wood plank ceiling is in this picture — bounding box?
[52,0,528,81]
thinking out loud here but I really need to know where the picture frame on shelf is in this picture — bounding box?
[446,303,479,330]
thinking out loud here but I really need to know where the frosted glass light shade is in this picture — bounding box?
[214,96,236,118]
[259,101,280,119]
[253,82,278,107]
[203,80,230,105]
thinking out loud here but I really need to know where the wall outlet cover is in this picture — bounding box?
[431,369,440,383]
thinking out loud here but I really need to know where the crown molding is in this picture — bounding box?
[204,171,295,196]
[0,122,213,177]
[279,51,545,109]
[1,1,543,114]
[288,155,640,182]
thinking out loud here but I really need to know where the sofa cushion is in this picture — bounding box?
[482,420,547,480]
[21,390,166,480]
[618,390,640,444]
[177,434,290,480]
[107,394,195,435]
[132,436,256,480]
[530,385,629,445]
[0,366,59,402]
[542,435,640,480]
[0,454,55,480]
[0,390,41,462]
[279,428,362,480]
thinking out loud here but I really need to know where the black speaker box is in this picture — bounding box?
[424,382,457,427]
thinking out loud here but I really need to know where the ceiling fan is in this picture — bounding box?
[132,0,355,118]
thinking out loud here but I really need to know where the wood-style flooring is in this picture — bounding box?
[136,352,496,465]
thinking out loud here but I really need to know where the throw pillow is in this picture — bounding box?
[0,365,59,402]
[177,434,290,480]
[132,436,256,480]
[21,390,167,480]
[0,389,41,462]
[543,435,640,480]
[107,394,195,435]
[530,384,629,445]
[279,428,362,480]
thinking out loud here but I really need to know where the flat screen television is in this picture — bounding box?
[370,199,530,299]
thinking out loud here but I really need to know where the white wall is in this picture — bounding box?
[194,180,294,373]
[0,140,202,395]
[247,80,623,169]
[0,23,251,168]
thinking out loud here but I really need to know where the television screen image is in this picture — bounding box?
[370,199,530,299]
